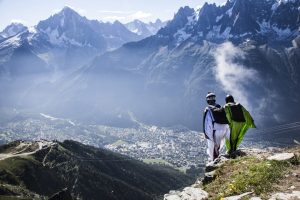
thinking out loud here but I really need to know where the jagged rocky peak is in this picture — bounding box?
[228,0,261,35]
[112,20,125,28]
[195,2,219,34]
[158,6,195,36]
[161,0,300,43]
[34,6,104,48]
[0,22,28,38]
[154,19,163,24]
[173,6,195,25]
[271,0,300,30]
[37,6,86,32]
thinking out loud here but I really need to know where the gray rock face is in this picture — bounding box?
[164,187,208,200]
[267,153,295,161]
[269,191,300,200]
[224,192,253,200]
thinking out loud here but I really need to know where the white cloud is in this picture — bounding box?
[213,42,258,109]
[103,16,126,21]
[130,11,152,19]
[99,10,132,14]
[99,10,152,22]
[10,19,28,25]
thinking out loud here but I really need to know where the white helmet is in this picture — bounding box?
[206,92,216,101]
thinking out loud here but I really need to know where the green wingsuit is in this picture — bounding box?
[224,102,256,153]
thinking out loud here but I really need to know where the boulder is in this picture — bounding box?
[182,187,208,200]
[267,153,295,161]
[269,191,300,200]
[164,187,208,200]
[164,193,181,200]
[224,192,253,200]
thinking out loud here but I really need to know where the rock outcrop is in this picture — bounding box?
[164,146,300,200]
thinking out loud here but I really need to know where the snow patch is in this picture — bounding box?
[28,26,37,34]
[206,26,232,40]
[43,27,85,47]
[226,7,233,17]
[0,34,21,49]
[174,29,191,44]
[258,20,271,34]
[173,14,197,44]
[272,26,292,38]
[216,15,223,23]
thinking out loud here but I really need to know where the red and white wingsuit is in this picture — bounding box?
[203,104,230,161]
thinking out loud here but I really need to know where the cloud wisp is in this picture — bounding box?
[99,10,152,22]
[213,42,258,109]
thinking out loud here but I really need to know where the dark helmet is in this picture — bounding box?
[206,92,216,105]
[225,94,235,103]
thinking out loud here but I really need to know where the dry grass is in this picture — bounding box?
[203,145,300,200]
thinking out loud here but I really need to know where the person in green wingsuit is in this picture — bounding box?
[224,94,256,154]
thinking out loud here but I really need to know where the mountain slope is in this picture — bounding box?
[0,6,144,76]
[0,0,299,131]
[55,0,300,129]
[0,140,193,200]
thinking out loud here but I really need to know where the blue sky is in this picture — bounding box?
[0,0,225,30]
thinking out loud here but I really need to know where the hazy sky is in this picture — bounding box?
[0,0,226,30]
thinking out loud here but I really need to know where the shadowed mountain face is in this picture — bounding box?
[0,140,193,200]
[0,0,299,131]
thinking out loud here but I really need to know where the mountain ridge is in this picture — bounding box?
[0,140,193,200]
[0,0,299,130]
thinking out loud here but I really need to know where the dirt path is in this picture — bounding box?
[0,141,54,161]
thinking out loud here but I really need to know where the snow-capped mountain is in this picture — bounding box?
[56,0,300,129]
[158,0,300,43]
[0,0,299,131]
[35,7,143,50]
[125,19,167,37]
[0,6,145,111]
[0,23,27,38]
[0,6,144,76]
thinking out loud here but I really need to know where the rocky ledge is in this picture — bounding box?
[164,146,300,200]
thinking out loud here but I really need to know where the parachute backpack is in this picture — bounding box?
[210,106,229,124]
[228,103,246,122]
[225,95,246,123]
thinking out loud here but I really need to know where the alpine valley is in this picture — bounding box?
[0,0,300,199]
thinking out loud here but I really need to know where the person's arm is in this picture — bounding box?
[204,109,214,140]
